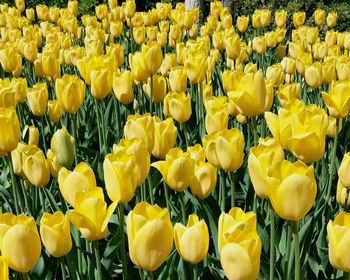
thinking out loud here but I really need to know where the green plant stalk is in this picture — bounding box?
[148,176,154,204]
[150,75,153,114]
[93,240,103,280]
[60,258,67,279]
[20,179,31,214]
[163,180,170,211]
[251,116,258,146]
[71,113,79,166]
[182,123,189,147]
[119,203,128,280]
[22,272,28,280]
[269,202,275,280]
[193,264,198,279]
[220,169,226,212]
[230,172,235,208]
[147,271,154,280]
[284,222,292,279]
[93,97,104,153]
[292,221,300,280]
[113,97,121,137]
[325,118,339,206]
[180,192,187,224]
[6,155,19,214]
[40,116,47,152]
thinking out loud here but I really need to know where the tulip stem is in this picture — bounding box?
[40,116,47,152]
[60,258,67,279]
[325,118,339,206]
[6,155,20,214]
[93,240,103,280]
[180,192,187,224]
[113,97,121,138]
[230,172,235,207]
[163,180,170,211]
[22,273,28,280]
[219,169,226,212]
[119,203,128,280]
[284,221,292,279]
[71,113,79,166]
[182,123,189,147]
[193,264,198,279]
[251,116,258,146]
[147,271,154,280]
[150,75,153,114]
[292,221,300,280]
[148,177,154,204]
[94,98,104,154]
[269,202,275,280]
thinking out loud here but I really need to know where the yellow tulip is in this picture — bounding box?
[224,33,241,60]
[0,107,21,154]
[152,117,177,159]
[322,59,336,84]
[145,75,167,103]
[0,256,8,280]
[47,100,63,123]
[275,10,287,28]
[90,68,113,100]
[265,31,278,48]
[212,31,225,51]
[260,9,271,27]
[187,144,206,162]
[11,78,27,103]
[23,125,39,146]
[46,149,63,178]
[313,42,328,61]
[0,214,41,273]
[252,10,262,29]
[124,113,155,153]
[112,70,134,105]
[127,201,173,271]
[184,49,208,84]
[203,128,244,172]
[49,7,60,22]
[11,143,28,177]
[336,179,350,207]
[338,152,350,189]
[163,92,192,123]
[248,137,284,198]
[267,160,316,221]
[237,16,249,33]
[0,47,21,74]
[42,52,60,79]
[252,36,267,54]
[266,64,284,88]
[55,74,85,113]
[305,62,322,89]
[315,9,326,26]
[58,162,97,207]
[190,161,217,199]
[159,53,176,76]
[141,41,163,76]
[40,211,72,257]
[132,26,146,45]
[205,97,229,134]
[322,80,350,118]
[15,0,25,11]
[67,187,117,241]
[336,57,350,81]
[327,212,350,272]
[227,70,273,116]
[277,82,301,105]
[50,127,75,169]
[306,27,319,45]
[151,147,194,192]
[27,83,48,116]
[169,66,187,93]
[326,30,338,47]
[129,52,149,83]
[327,12,337,28]
[26,8,35,21]
[0,86,16,108]
[123,0,136,18]
[327,116,342,138]
[293,12,305,28]
[174,214,209,264]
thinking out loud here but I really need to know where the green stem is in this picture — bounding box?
[22,273,29,280]
[193,264,198,279]
[20,179,31,214]
[150,75,153,114]
[182,123,189,147]
[93,240,103,280]
[219,169,226,212]
[148,176,154,204]
[94,98,104,153]
[60,258,67,279]
[180,192,187,224]
[40,116,47,152]
[251,116,258,146]
[345,272,350,280]
[147,271,154,280]
[6,155,19,214]
[71,113,78,166]
[114,97,121,139]
[163,181,170,211]
[292,221,300,280]
[269,202,275,280]
[119,204,128,280]
[285,221,292,279]
[230,172,235,208]
[325,118,339,206]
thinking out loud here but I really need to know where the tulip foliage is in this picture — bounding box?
[1,0,350,279]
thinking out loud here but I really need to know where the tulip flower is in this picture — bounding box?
[174,214,209,264]
[336,179,350,207]
[50,127,75,169]
[112,70,134,105]
[252,36,267,54]
[152,117,177,159]
[187,144,206,162]
[169,66,187,93]
[315,9,326,26]
[275,10,287,28]
[123,0,136,18]
[42,52,60,79]
[266,64,285,88]
[203,128,244,172]
[248,137,284,198]
[11,78,27,103]
[277,83,301,105]
[328,212,350,272]
[67,188,117,241]
[22,125,39,147]
[55,74,85,113]
[267,160,317,221]
[124,113,155,153]
[47,100,63,123]
[141,41,163,76]
[152,147,194,192]
[0,213,41,273]
[224,33,241,60]
[129,52,149,83]
[184,49,208,84]
[338,152,350,189]
[46,149,63,178]
[327,12,337,28]
[190,161,217,199]
[27,83,48,117]
[58,162,97,207]
[227,70,273,116]
[90,68,113,100]
[305,63,322,89]
[293,12,306,28]
[205,97,229,134]
[163,92,192,123]
[0,47,21,74]
[127,201,173,271]
[322,80,350,118]
[0,107,20,154]
[145,75,167,103]
[237,16,249,33]
[40,211,72,257]
[0,256,8,280]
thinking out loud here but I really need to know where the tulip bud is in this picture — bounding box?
[152,117,177,159]
[315,9,326,26]
[338,152,350,189]
[224,33,241,60]
[190,161,217,199]
[184,49,208,84]
[11,78,27,103]
[145,75,167,103]
[23,125,39,146]
[293,12,305,28]
[327,12,337,28]
[90,68,113,100]
[322,80,350,118]
[47,100,63,123]
[0,107,20,154]
[141,41,163,75]
[169,66,187,93]
[27,83,48,116]
[305,63,322,89]
[50,127,75,169]
[275,10,287,28]
[252,36,267,54]
[237,16,249,32]
[40,211,72,257]
[163,92,192,123]
[336,179,350,207]
[112,70,134,105]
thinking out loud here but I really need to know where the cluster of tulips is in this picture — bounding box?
[1,0,350,279]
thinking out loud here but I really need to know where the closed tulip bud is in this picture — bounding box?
[11,78,27,103]
[55,74,85,113]
[336,179,350,207]
[326,30,338,47]
[146,26,158,41]
[90,68,113,100]
[260,9,271,27]
[224,33,241,60]
[248,137,284,198]
[0,87,16,108]
[67,0,78,16]
[305,63,322,89]
[47,100,63,123]
[0,214,41,273]
[328,212,350,272]
[40,211,72,257]
[50,127,75,169]
[205,99,229,134]
[14,0,25,12]
[0,107,20,155]
[227,70,273,116]
[277,83,300,105]
[327,116,342,138]
[163,92,192,123]
[275,10,287,28]
[23,125,39,146]
[322,80,350,118]
[27,83,48,116]
[47,149,63,178]
[184,49,208,84]
[123,0,136,18]
[306,27,318,45]
[190,161,217,199]
[152,117,177,159]
[129,52,149,83]
[0,47,20,74]
[174,214,209,264]
[26,8,35,21]
[141,42,163,76]
[252,11,261,29]
[266,64,284,87]
[187,144,206,162]
[293,12,305,28]
[42,52,60,79]
[315,9,326,26]
[157,32,167,48]
[267,160,316,221]
[169,66,187,93]
[68,187,117,241]
[252,36,267,54]
[336,57,350,81]
[338,152,350,189]
[0,256,9,280]
[159,53,176,76]
[265,31,278,48]
[127,202,173,271]
[58,162,97,207]
[124,113,155,153]
[23,41,38,62]
[281,57,296,75]
[145,75,167,103]
[212,31,225,51]
[203,128,244,172]
[321,59,336,84]
[152,148,194,192]
[327,12,337,28]
[112,70,134,105]
[237,16,249,33]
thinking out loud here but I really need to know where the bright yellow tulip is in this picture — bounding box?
[112,70,134,105]
[27,83,48,116]
[169,66,187,93]
[163,92,192,123]
[190,161,217,199]
[50,127,75,169]
[184,49,208,84]
[322,80,350,118]
[338,152,350,189]
[152,117,177,159]
[0,107,20,154]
